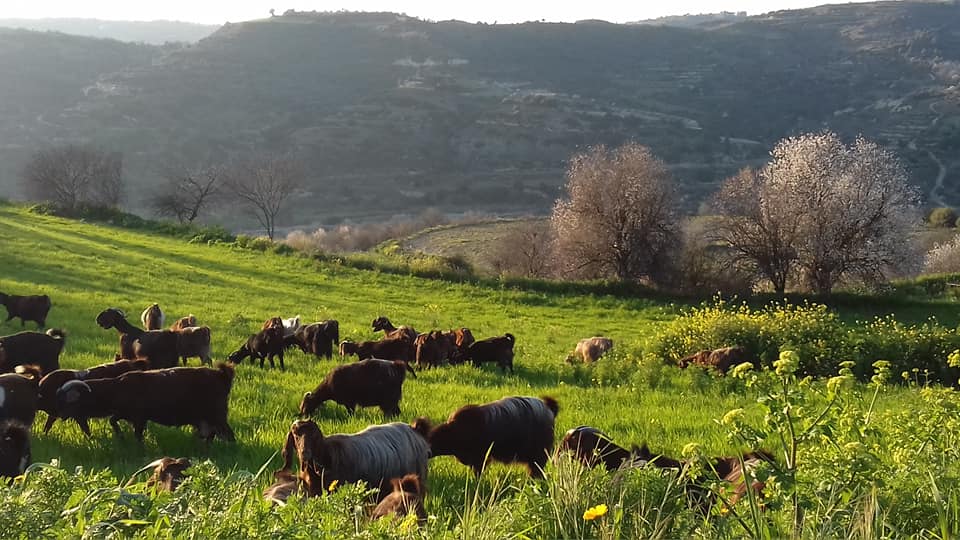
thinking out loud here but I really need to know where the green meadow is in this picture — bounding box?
[1,203,959,538]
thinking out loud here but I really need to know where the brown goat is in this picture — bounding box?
[146,457,191,492]
[415,331,458,368]
[372,474,427,523]
[97,308,179,368]
[339,338,414,363]
[558,426,636,471]
[37,359,149,434]
[169,315,197,331]
[463,334,515,373]
[372,317,417,341]
[0,329,66,375]
[285,320,339,359]
[140,304,164,331]
[678,346,754,375]
[428,395,558,478]
[0,420,30,478]
[299,359,416,417]
[175,326,213,365]
[0,293,51,329]
[0,365,42,427]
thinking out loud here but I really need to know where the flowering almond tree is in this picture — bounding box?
[551,143,679,283]
[715,131,920,294]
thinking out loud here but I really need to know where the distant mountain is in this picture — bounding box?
[631,11,748,28]
[0,18,218,44]
[0,3,958,229]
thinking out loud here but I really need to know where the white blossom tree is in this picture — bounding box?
[714,131,921,294]
[551,143,679,283]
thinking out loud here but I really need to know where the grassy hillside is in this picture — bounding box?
[2,204,959,536]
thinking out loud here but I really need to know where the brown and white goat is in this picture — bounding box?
[0,293,51,329]
[55,363,236,442]
[567,337,614,363]
[140,304,165,331]
[0,329,66,375]
[146,457,192,491]
[276,419,430,500]
[299,359,416,417]
[427,395,558,478]
[37,359,149,434]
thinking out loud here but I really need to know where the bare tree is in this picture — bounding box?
[551,143,679,283]
[712,167,799,295]
[21,144,123,211]
[227,155,303,240]
[486,220,554,278]
[713,132,921,294]
[151,165,224,224]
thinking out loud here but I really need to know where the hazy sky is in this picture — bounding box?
[1,1,884,24]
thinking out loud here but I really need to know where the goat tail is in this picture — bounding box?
[541,396,560,418]
[504,333,515,343]
[46,328,67,344]
[215,362,236,391]
[411,417,432,439]
[405,362,417,379]
[277,430,295,475]
[14,364,42,383]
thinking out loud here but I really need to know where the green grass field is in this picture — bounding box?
[1,204,959,537]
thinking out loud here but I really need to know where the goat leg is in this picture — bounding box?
[109,415,124,436]
[75,417,92,437]
[42,415,57,434]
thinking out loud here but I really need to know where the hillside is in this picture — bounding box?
[0,2,959,228]
[0,18,218,44]
[2,203,960,535]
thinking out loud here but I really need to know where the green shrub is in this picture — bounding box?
[929,207,958,228]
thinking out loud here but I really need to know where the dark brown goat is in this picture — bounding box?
[37,359,149,434]
[146,457,191,491]
[339,338,413,363]
[372,317,417,341]
[415,331,458,368]
[558,426,636,471]
[372,474,427,523]
[96,308,179,368]
[285,320,339,359]
[169,315,197,331]
[0,365,42,427]
[299,359,416,417]
[174,326,213,365]
[0,293,51,329]
[229,326,285,369]
[463,333,515,373]
[55,363,236,442]
[427,395,558,478]
[276,419,431,500]
[0,329,66,375]
[678,346,754,375]
[0,420,30,478]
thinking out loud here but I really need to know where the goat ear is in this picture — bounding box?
[278,430,295,472]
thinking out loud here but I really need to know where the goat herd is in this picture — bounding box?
[0,290,769,523]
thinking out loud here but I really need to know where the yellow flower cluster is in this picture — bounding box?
[583,504,608,521]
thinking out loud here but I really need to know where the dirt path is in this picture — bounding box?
[928,149,948,207]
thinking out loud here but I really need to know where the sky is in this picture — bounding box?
[0,0,885,25]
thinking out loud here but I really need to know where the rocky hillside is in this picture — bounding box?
[0,2,958,227]
[0,18,218,44]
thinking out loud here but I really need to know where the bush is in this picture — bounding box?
[929,206,958,228]
[924,233,960,274]
[649,298,960,382]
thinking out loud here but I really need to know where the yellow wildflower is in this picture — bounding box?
[583,504,608,521]
[721,408,745,426]
[328,479,339,492]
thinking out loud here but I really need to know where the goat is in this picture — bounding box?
[175,326,213,365]
[372,474,427,523]
[169,315,197,331]
[339,338,413,363]
[229,326,285,369]
[276,418,431,500]
[146,457,191,492]
[427,395,558,478]
[55,363,236,442]
[0,420,30,478]
[463,334,515,373]
[37,359,149,434]
[0,293,51,329]
[415,331,458,369]
[678,346,754,375]
[140,304,165,331]
[299,359,416,418]
[558,426,637,471]
[97,308,179,368]
[0,365,41,427]
[0,329,66,375]
[567,337,614,363]
[263,470,300,506]
[372,316,417,341]
[284,320,339,359]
